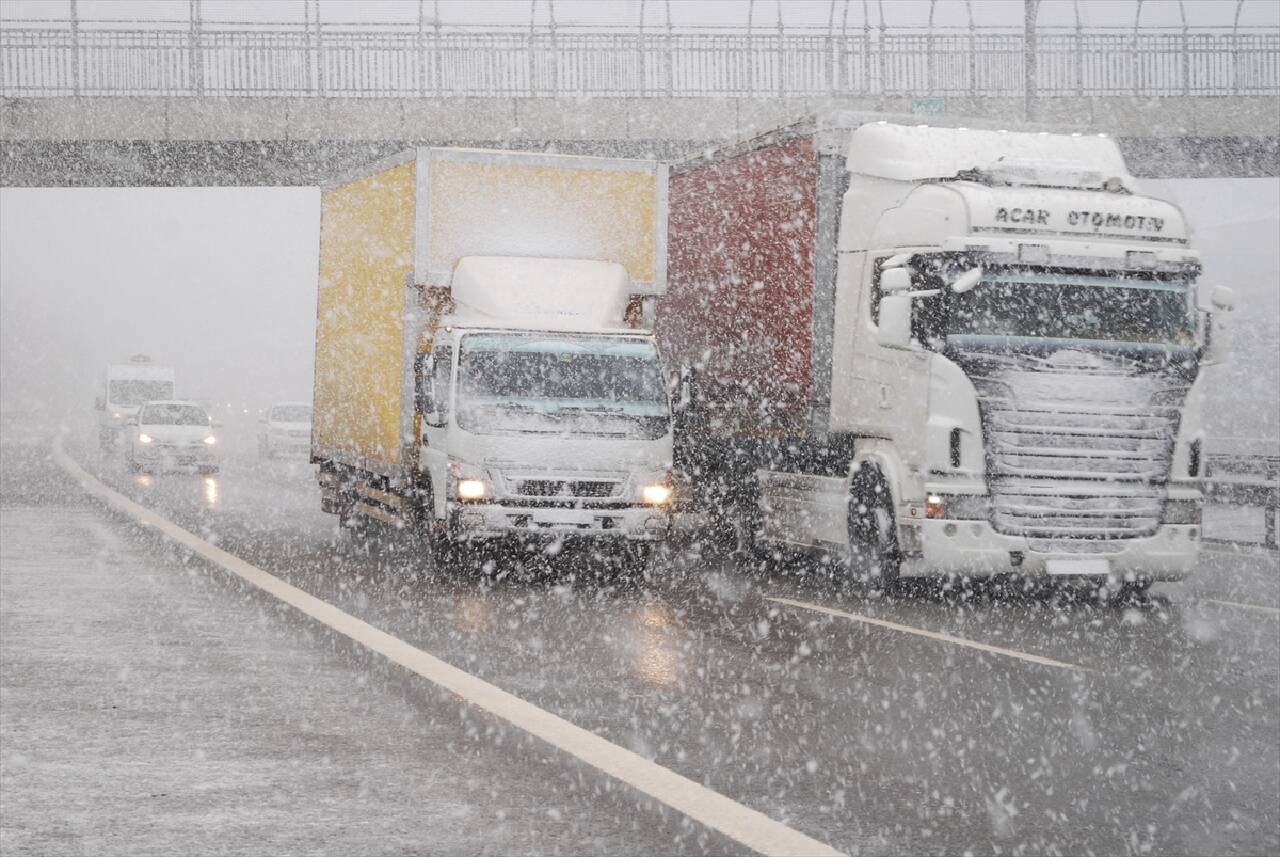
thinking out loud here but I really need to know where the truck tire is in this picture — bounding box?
[414,482,456,577]
[621,542,656,585]
[849,470,901,595]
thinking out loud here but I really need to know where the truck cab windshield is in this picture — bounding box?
[456,333,669,439]
[915,268,1195,351]
[109,380,175,406]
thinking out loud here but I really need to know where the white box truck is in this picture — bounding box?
[312,148,673,566]
[95,355,177,450]
[659,118,1231,593]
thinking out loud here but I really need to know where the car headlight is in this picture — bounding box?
[1163,498,1201,525]
[925,493,989,520]
[203,435,217,445]
[641,483,673,505]
[137,433,153,444]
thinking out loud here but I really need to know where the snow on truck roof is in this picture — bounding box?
[846,123,1135,192]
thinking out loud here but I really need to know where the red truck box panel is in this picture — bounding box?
[657,135,817,439]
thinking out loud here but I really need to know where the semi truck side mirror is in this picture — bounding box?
[878,295,914,350]
[94,396,104,411]
[1209,285,1236,311]
[880,268,912,293]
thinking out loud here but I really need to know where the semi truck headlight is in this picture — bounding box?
[926,493,989,520]
[1163,499,1201,525]
[137,433,153,444]
[641,484,673,505]
[449,460,492,502]
[203,435,217,445]
[456,479,489,500]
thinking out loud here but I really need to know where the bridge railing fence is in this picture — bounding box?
[3,23,1278,98]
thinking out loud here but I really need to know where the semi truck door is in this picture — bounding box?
[855,257,929,467]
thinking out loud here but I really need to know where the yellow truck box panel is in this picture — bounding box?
[313,158,415,474]
[417,152,665,293]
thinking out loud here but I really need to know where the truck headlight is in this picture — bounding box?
[926,493,989,520]
[1163,499,1201,525]
[641,483,672,505]
[203,435,217,445]
[456,479,489,500]
[449,461,492,502]
[137,433,153,444]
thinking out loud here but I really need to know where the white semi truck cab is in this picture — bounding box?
[660,119,1227,591]
[95,355,177,450]
[832,124,1223,588]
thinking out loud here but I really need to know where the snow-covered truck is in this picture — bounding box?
[659,119,1231,592]
[95,355,177,450]
[312,148,674,564]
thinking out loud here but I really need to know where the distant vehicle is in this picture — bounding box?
[96,355,176,450]
[259,402,312,459]
[127,400,220,474]
[312,148,673,568]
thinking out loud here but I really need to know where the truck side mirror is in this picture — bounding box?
[94,396,105,411]
[880,268,912,294]
[878,294,914,350]
[1209,285,1235,311]
[415,354,442,426]
[673,365,695,413]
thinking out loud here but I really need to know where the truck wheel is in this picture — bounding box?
[414,482,455,576]
[621,542,656,585]
[849,472,901,595]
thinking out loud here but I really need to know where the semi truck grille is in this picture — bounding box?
[959,347,1189,543]
[515,479,620,498]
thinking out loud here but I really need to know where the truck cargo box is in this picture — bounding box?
[313,149,668,478]
[656,125,845,441]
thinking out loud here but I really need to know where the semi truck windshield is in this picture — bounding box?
[456,333,669,438]
[920,271,1194,348]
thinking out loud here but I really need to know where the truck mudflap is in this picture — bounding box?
[905,519,1200,582]
[449,503,670,542]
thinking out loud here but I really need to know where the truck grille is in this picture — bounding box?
[960,348,1189,543]
[515,479,620,498]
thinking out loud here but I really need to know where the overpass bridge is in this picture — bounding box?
[2,4,1277,185]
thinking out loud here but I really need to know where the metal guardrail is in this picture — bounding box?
[2,22,1278,98]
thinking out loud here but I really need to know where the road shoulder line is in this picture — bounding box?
[53,437,841,857]
[767,596,1089,673]
[1200,598,1280,616]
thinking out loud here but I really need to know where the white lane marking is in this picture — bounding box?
[1200,598,1280,616]
[54,438,842,857]
[767,596,1088,673]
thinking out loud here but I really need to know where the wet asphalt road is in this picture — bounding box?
[21,429,1280,855]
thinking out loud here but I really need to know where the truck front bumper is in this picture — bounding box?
[449,502,670,542]
[904,519,1200,583]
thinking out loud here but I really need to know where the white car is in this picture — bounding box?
[258,402,312,459]
[128,400,221,474]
